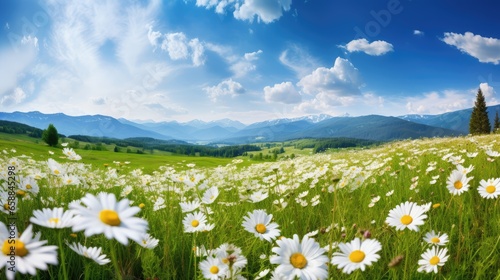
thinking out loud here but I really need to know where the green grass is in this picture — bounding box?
[1,133,500,279]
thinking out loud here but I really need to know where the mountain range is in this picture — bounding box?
[1,105,499,144]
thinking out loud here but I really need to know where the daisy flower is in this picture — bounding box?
[0,223,58,280]
[138,233,159,249]
[446,169,472,195]
[478,178,500,199]
[30,207,74,228]
[417,246,449,273]
[242,209,280,242]
[385,201,428,231]
[66,242,110,265]
[423,230,449,246]
[47,158,65,176]
[183,211,207,233]
[199,256,228,280]
[331,237,382,274]
[248,190,269,203]
[216,243,247,270]
[70,192,149,245]
[270,234,329,280]
[179,200,201,213]
[202,186,219,204]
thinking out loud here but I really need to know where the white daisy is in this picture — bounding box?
[202,186,219,204]
[242,209,280,242]
[423,230,449,246]
[417,246,449,273]
[446,169,472,195]
[385,201,428,231]
[270,234,329,280]
[66,242,111,265]
[331,237,382,274]
[216,243,247,270]
[183,211,207,233]
[199,256,228,280]
[478,178,500,199]
[29,207,74,228]
[138,233,159,249]
[179,200,201,213]
[47,158,65,176]
[248,190,269,203]
[70,192,149,245]
[0,223,58,280]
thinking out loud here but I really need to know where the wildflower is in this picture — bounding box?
[138,233,159,249]
[478,178,500,199]
[216,243,247,270]
[66,242,110,265]
[70,193,148,245]
[183,211,207,233]
[446,169,472,195]
[202,187,219,204]
[29,207,74,228]
[179,200,201,213]
[331,237,382,274]
[423,230,449,246]
[385,201,428,231]
[248,190,269,203]
[199,256,228,280]
[47,158,64,176]
[417,246,449,273]
[270,234,329,280]
[242,209,280,242]
[0,224,58,280]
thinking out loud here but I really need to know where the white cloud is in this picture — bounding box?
[147,24,162,49]
[341,38,393,56]
[0,37,38,97]
[405,89,480,115]
[442,32,500,64]
[196,0,235,14]
[413,30,424,36]
[204,79,245,102]
[162,32,189,60]
[279,44,319,78]
[189,38,206,67]
[297,57,362,97]
[234,0,292,23]
[230,49,262,77]
[264,81,301,104]
[1,87,26,107]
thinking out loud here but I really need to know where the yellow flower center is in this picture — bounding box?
[99,209,121,226]
[190,176,195,182]
[255,223,267,234]
[2,239,28,257]
[432,203,441,209]
[290,253,307,269]
[486,185,496,194]
[349,250,366,263]
[49,218,60,224]
[454,181,463,190]
[209,265,219,274]
[191,220,199,227]
[222,258,229,264]
[26,184,32,189]
[70,233,77,238]
[139,203,145,208]
[3,204,10,210]
[400,215,413,225]
[431,237,440,243]
[66,179,72,184]
[16,190,26,197]
[429,256,440,265]
[54,169,60,175]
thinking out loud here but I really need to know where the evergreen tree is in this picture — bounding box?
[469,88,491,135]
[494,111,500,133]
[42,124,59,147]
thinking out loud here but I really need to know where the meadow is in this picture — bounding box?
[1,133,500,279]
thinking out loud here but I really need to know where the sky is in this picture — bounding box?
[1,0,500,124]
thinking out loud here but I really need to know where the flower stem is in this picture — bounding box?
[57,231,69,280]
[109,242,123,280]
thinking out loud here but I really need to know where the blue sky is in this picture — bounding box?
[1,0,500,123]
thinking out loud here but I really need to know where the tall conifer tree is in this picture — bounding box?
[469,88,490,135]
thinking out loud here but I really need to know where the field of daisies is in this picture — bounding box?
[1,134,500,279]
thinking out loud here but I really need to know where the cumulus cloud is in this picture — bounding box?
[341,38,393,56]
[230,49,262,77]
[297,57,362,97]
[442,32,500,64]
[264,81,301,104]
[413,30,424,36]
[1,87,27,107]
[204,79,245,102]
[161,32,189,60]
[195,0,291,23]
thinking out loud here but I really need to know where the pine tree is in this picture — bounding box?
[494,111,500,133]
[42,124,59,147]
[469,88,491,135]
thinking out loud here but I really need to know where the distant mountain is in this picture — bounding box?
[0,111,170,140]
[398,104,500,134]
